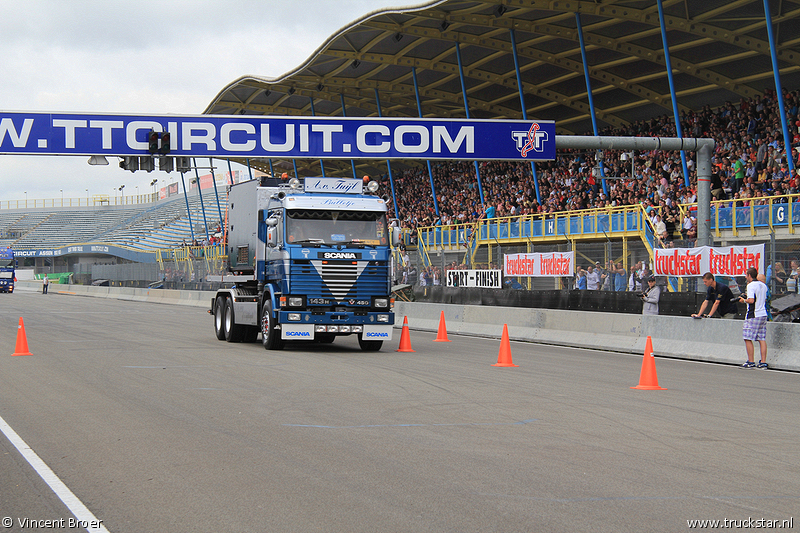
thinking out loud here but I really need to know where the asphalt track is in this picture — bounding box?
[1,289,798,533]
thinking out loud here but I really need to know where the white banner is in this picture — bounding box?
[446,269,502,288]
[653,244,764,277]
[503,252,574,277]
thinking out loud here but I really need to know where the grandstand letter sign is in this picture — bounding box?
[0,112,556,161]
[504,252,574,277]
[653,244,764,277]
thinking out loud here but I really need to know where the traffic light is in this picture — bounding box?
[159,132,171,155]
[119,156,139,172]
[159,156,173,173]
[148,130,159,154]
[176,156,191,173]
[140,156,155,172]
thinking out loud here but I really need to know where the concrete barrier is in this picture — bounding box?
[14,281,799,370]
[395,301,800,372]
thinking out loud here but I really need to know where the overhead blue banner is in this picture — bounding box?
[0,111,555,161]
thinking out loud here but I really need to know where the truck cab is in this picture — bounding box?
[211,177,399,351]
[0,248,14,293]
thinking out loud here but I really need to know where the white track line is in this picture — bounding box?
[0,414,109,533]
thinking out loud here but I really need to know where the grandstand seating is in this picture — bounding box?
[1,192,226,251]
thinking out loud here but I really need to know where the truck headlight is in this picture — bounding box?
[339,325,351,333]
[315,325,327,333]
[377,314,389,323]
[288,297,303,307]
[327,325,339,333]
[374,298,389,309]
[351,325,363,333]
[288,313,301,321]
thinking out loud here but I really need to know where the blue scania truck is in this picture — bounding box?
[210,176,398,351]
[0,247,14,293]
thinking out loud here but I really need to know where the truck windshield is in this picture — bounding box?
[0,259,12,268]
[286,210,388,246]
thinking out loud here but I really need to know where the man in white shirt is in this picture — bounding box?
[739,267,769,369]
[586,265,600,290]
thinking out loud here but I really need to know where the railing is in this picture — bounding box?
[417,204,648,250]
[1,193,160,210]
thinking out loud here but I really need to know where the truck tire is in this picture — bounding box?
[224,298,246,342]
[358,333,382,352]
[261,301,284,350]
[214,296,226,340]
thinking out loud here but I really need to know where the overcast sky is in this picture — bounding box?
[0,0,414,204]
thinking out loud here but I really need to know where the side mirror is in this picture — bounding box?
[391,227,402,247]
[265,217,279,227]
[267,227,278,247]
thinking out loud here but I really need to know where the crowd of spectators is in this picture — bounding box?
[379,87,800,238]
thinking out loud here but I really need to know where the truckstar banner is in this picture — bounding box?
[503,252,574,277]
[653,244,764,277]
[0,112,556,161]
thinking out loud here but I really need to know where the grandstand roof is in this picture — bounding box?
[204,0,800,177]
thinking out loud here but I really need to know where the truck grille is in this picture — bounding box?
[290,260,388,301]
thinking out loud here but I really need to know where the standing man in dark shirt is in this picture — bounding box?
[691,272,739,318]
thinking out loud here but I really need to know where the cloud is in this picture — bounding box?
[0,0,404,202]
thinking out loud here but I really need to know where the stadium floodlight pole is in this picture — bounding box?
[193,158,210,241]
[210,158,224,230]
[309,97,326,177]
[412,67,440,218]
[374,88,399,214]
[509,29,542,205]
[226,159,235,186]
[763,0,796,175]
[556,135,714,247]
[657,0,691,188]
[454,42,486,209]
[574,15,609,197]
[179,171,195,242]
[340,94,358,180]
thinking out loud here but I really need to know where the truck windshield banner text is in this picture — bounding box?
[0,112,556,161]
[653,244,764,277]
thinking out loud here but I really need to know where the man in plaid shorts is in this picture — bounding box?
[739,267,769,369]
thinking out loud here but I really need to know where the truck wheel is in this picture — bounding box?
[214,296,226,340]
[261,301,284,350]
[224,298,246,342]
[358,333,382,352]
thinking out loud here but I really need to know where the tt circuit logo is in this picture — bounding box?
[512,122,548,157]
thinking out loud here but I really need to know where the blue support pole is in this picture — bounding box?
[309,97,326,177]
[209,158,224,230]
[193,158,210,241]
[657,0,691,187]
[292,159,299,178]
[268,159,275,177]
[454,42,486,209]
[226,159,235,186]
[412,67,440,217]
[510,29,542,204]
[374,88,399,214]
[246,158,253,182]
[340,94,358,180]
[179,172,195,242]
[574,15,609,196]
[763,0,795,175]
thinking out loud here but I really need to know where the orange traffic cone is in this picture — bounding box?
[492,324,518,367]
[631,336,665,390]
[12,317,33,356]
[396,316,415,352]
[434,311,451,342]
